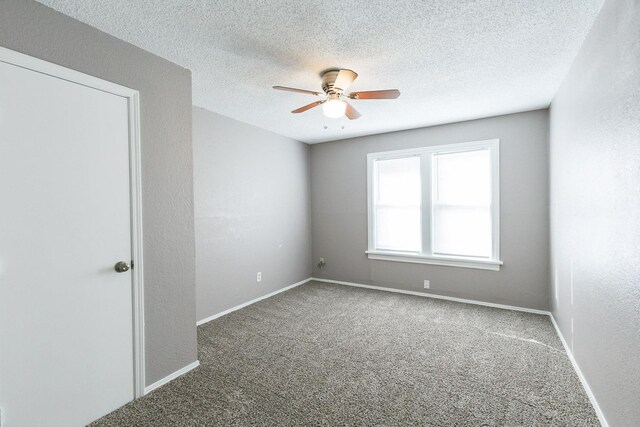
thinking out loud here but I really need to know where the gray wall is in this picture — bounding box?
[549,0,640,425]
[0,0,197,385]
[311,110,550,310]
[193,107,311,321]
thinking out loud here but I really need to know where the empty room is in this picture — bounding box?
[0,0,638,426]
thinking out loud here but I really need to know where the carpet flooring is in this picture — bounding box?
[92,281,599,426]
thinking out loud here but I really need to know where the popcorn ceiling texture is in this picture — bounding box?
[36,0,604,143]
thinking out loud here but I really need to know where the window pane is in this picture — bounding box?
[374,156,421,252]
[432,205,491,257]
[435,149,491,205]
[377,156,421,205]
[432,149,492,258]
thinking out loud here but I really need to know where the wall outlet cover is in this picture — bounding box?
[424,280,430,289]
[257,272,262,282]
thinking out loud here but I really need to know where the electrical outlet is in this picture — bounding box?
[423,280,430,289]
[257,272,262,282]
[319,257,325,263]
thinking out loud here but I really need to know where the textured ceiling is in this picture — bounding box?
[37,0,604,143]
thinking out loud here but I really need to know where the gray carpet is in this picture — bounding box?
[92,281,599,426]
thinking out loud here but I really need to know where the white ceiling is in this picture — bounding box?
[37,0,604,144]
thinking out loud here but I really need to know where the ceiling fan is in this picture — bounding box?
[273,69,400,120]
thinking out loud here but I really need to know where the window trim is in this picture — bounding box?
[366,139,502,271]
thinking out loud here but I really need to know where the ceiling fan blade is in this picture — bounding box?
[333,69,358,92]
[348,89,401,100]
[344,101,361,120]
[291,100,324,114]
[273,86,322,96]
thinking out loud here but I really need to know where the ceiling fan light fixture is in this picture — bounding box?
[322,96,346,118]
[274,69,400,120]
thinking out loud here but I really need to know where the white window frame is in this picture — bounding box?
[366,139,502,271]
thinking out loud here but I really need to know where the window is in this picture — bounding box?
[367,140,501,270]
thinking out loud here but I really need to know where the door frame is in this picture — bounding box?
[0,46,146,398]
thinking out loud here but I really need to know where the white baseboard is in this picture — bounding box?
[549,315,608,427]
[196,278,313,326]
[144,360,200,395]
[311,277,550,316]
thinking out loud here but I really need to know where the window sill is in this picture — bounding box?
[365,250,503,271]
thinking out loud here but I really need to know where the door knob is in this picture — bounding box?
[114,261,130,273]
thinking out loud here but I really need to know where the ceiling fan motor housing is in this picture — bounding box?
[321,69,357,95]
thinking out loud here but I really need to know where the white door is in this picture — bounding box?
[0,53,137,426]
